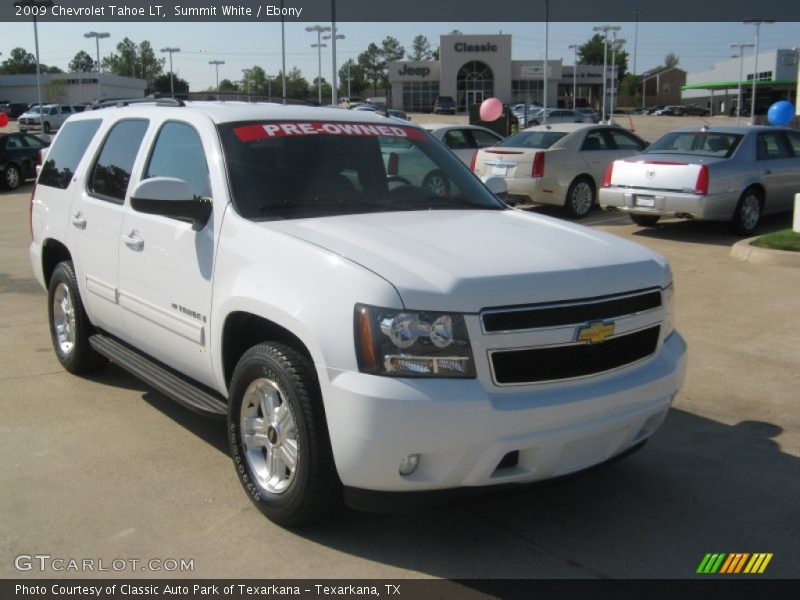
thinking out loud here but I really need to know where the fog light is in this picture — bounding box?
[398,453,420,476]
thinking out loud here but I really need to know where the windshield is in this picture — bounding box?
[647,131,743,158]
[26,106,42,115]
[219,120,506,220]
[496,130,567,149]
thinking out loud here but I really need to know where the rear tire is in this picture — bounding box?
[228,342,340,527]
[630,214,660,227]
[47,261,107,374]
[565,177,595,219]
[730,188,762,236]
[2,163,21,190]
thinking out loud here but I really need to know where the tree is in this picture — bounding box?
[102,37,165,89]
[358,43,386,96]
[664,52,680,69]
[338,59,366,98]
[448,29,463,35]
[218,79,239,92]
[0,47,37,74]
[272,67,309,100]
[577,33,629,81]
[311,76,332,102]
[381,36,405,64]
[69,50,95,73]
[241,65,269,95]
[410,35,433,61]
[152,73,189,94]
[619,73,640,97]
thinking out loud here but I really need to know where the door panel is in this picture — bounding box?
[756,132,795,211]
[117,120,217,386]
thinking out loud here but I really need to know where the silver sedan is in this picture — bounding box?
[598,125,800,235]
[420,123,504,166]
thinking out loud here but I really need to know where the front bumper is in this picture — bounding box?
[599,187,736,221]
[322,331,687,492]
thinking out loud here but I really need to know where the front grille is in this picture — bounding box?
[490,325,660,385]
[482,289,661,333]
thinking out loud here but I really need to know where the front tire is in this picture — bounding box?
[730,188,762,236]
[565,177,595,218]
[630,214,660,227]
[47,261,107,374]
[228,343,339,526]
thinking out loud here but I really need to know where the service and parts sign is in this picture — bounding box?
[233,122,426,142]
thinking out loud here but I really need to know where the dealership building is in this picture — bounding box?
[388,34,616,112]
[0,73,146,105]
[681,49,798,115]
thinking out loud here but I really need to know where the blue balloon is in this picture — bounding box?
[767,101,795,126]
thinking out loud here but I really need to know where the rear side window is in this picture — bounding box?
[607,129,646,151]
[89,119,149,203]
[756,132,791,160]
[443,129,471,149]
[38,119,101,190]
[144,122,210,198]
[581,130,611,151]
[471,129,502,148]
[785,131,800,156]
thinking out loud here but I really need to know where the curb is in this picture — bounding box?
[730,237,800,267]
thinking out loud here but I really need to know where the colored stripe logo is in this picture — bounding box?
[697,553,773,574]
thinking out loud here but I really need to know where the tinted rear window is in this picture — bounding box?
[497,131,567,149]
[38,120,101,189]
[647,132,742,158]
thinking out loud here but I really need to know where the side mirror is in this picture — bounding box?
[130,177,212,230]
[482,175,508,197]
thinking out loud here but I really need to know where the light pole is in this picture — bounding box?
[280,0,287,102]
[84,32,110,102]
[160,47,181,98]
[15,1,53,132]
[593,24,620,123]
[306,25,331,104]
[323,31,345,105]
[731,42,754,123]
[542,0,549,124]
[743,18,774,123]
[632,9,640,76]
[266,75,273,102]
[209,60,225,100]
[568,44,578,110]
[610,37,626,119]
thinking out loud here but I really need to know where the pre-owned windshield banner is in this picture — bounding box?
[233,122,427,141]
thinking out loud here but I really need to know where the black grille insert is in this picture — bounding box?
[482,290,662,333]
[491,326,660,385]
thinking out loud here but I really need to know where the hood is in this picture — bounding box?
[266,209,670,312]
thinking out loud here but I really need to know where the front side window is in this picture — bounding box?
[144,122,210,198]
[218,121,505,220]
[89,119,149,202]
[38,119,102,190]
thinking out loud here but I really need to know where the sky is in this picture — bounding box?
[0,20,798,90]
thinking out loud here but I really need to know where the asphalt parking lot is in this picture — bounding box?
[1,163,799,581]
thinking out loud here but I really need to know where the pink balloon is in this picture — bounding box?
[479,97,504,122]
[0,113,8,128]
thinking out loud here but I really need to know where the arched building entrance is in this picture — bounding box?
[457,61,494,111]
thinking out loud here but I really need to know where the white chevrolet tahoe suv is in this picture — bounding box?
[30,100,687,526]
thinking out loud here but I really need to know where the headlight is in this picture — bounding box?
[662,283,675,338]
[355,304,475,378]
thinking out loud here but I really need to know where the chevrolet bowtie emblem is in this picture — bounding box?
[576,321,615,344]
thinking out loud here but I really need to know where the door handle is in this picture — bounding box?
[121,231,144,251]
[762,169,772,175]
[70,212,86,229]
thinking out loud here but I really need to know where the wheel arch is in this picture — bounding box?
[41,238,72,287]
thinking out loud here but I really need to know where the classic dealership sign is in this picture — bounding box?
[454,42,498,52]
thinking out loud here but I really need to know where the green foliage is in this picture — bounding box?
[273,67,310,100]
[664,53,680,69]
[577,33,629,81]
[152,73,189,94]
[410,35,433,61]
[338,59,366,97]
[101,38,165,85]
[69,50,95,73]
[0,47,60,74]
[218,79,239,92]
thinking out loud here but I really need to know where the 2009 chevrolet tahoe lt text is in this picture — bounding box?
[29,100,686,526]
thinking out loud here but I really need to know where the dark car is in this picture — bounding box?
[432,96,456,115]
[386,109,410,121]
[682,104,709,116]
[645,105,665,115]
[1,132,49,191]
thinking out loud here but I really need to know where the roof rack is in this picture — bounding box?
[90,98,185,110]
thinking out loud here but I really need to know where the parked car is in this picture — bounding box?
[29,101,685,526]
[432,95,456,115]
[386,109,410,121]
[526,108,592,126]
[351,103,382,112]
[18,104,78,134]
[599,125,800,235]
[1,132,49,190]
[645,105,665,115]
[628,108,646,116]
[653,106,684,116]
[420,123,504,166]
[576,108,601,123]
[682,104,709,116]
[472,123,648,217]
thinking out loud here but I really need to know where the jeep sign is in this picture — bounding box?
[397,64,431,77]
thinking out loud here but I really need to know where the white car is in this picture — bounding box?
[472,123,649,217]
[18,104,78,134]
[420,123,504,165]
[30,100,685,525]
